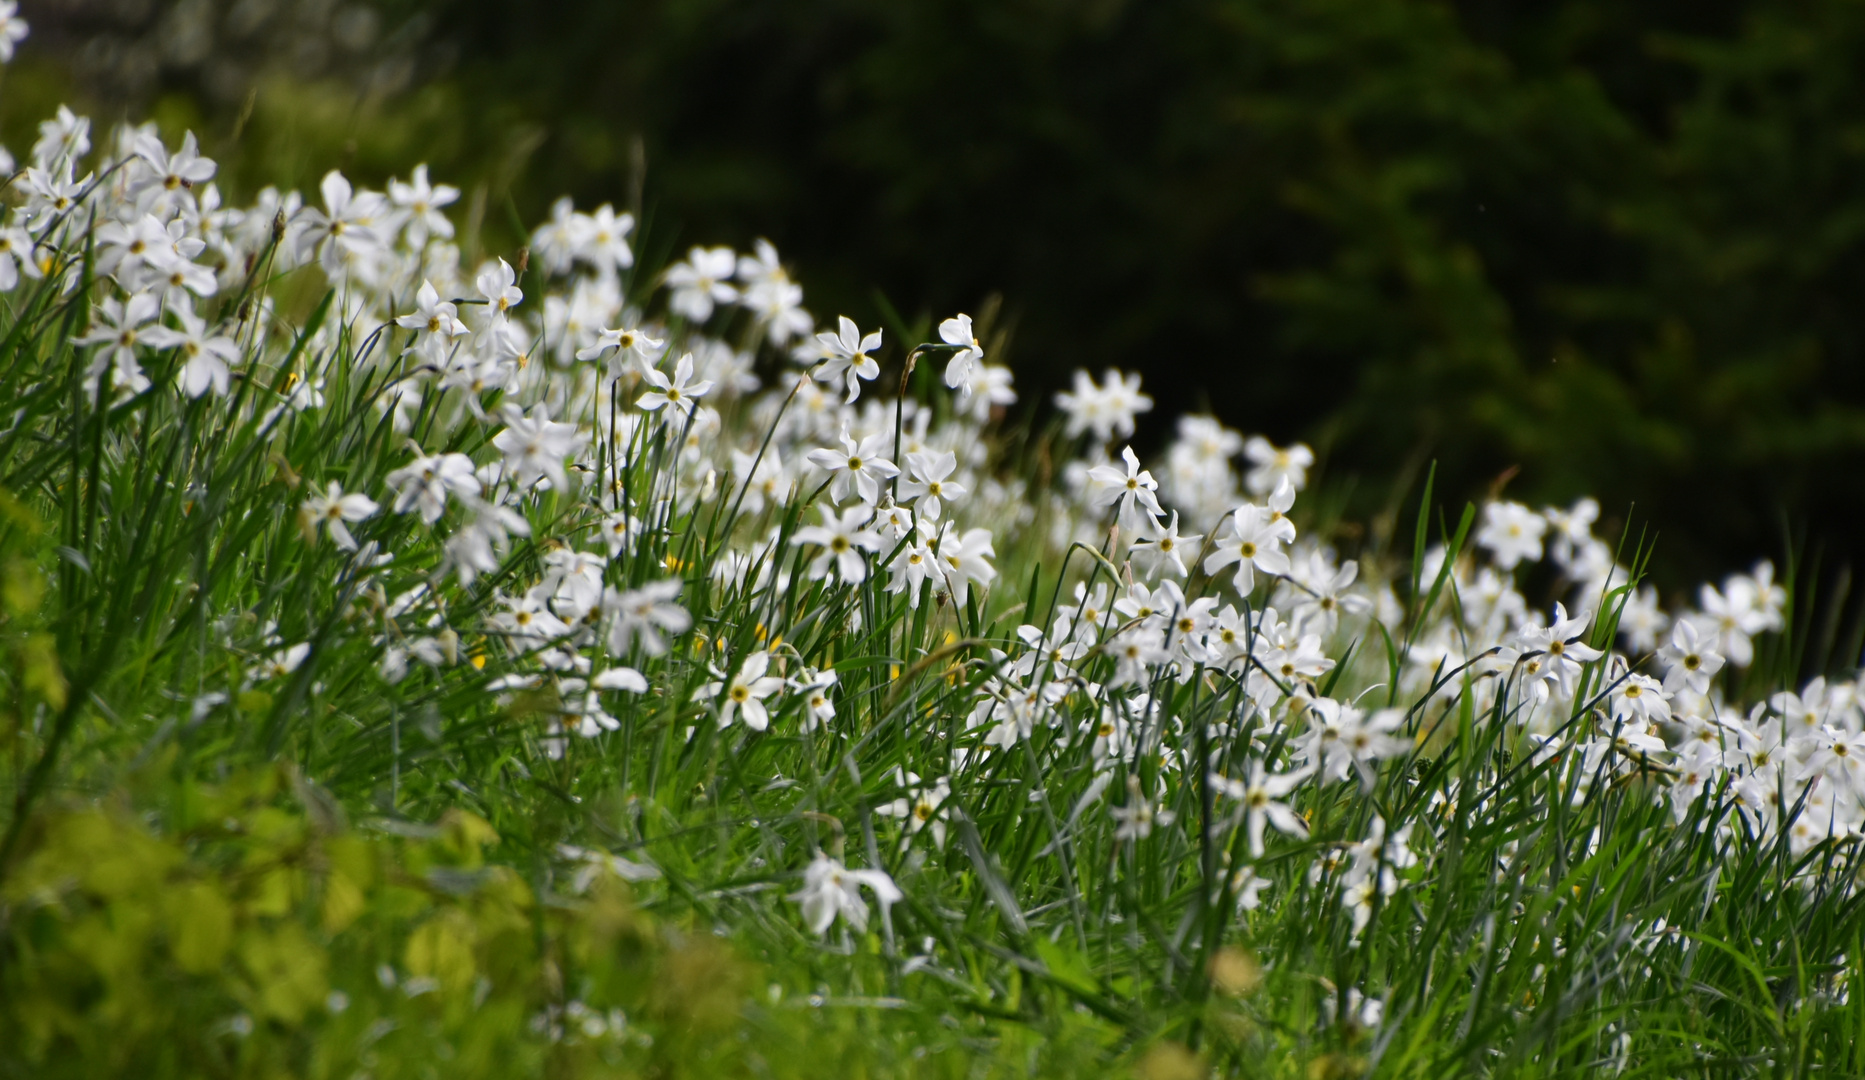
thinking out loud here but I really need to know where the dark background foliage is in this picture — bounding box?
[14,0,1865,593]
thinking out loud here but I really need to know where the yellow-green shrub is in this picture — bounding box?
[0,765,746,1079]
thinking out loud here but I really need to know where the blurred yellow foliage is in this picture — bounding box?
[0,764,751,1079]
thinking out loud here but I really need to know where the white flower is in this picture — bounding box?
[444,496,531,587]
[886,530,938,607]
[1476,501,1547,571]
[736,237,787,289]
[18,162,86,241]
[811,316,883,402]
[1734,560,1787,633]
[876,768,950,848]
[805,429,899,505]
[576,320,666,374]
[1295,699,1407,791]
[1607,672,1669,725]
[1242,436,1313,496]
[665,245,740,321]
[1771,678,1836,738]
[593,667,649,693]
[598,510,644,559]
[1543,497,1600,567]
[131,130,216,211]
[72,293,159,399]
[494,591,569,648]
[542,548,606,621]
[0,220,41,293]
[637,353,715,416]
[1113,579,1176,632]
[529,197,591,276]
[1129,511,1200,579]
[1658,619,1724,696]
[730,447,794,517]
[1176,414,1244,463]
[1086,446,1163,533]
[251,642,311,683]
[151,249,219,310]
[1228,866,1272,912]
[1111,777,1176,841]
[1262,632,1334,688]
[1056,368,1152,443]
[932,523,996,607]
[282,367,327,413]
[95,214,179,282]
[378,631,450,684]
[1213,762,1312,857]
[1104,625,1169,687]
[298,170,387,277]
[0,1,28,63]
[475,257,524,321]
[873,501,916,540]
[558,844,660,892]
[603,579,691,657]
[31,106,89,173]
[1617,585,1669,654]
[577,204,635,276]
[1204,492,1296,595]
[938,313,984,394]
[1055,370,1106,441]
[1514,604,1603,698]
[299,481,379,551]
[793,505,883,584]
[1668,743,1725,822]
[387,164,459,248]
[961,365,1018,420]
[384,451,479,524]
[697,650,786,731]
[789,853,902,936]
[1290,555,1371,636]
[790,667,839,731]
[142,306,239,398]
[1797,726,1865,798]
[738,240,812,344]
[1081,705,1131,765]
[897,450,967,522]
[1695,581,1764,668]
[492,402,585,491]
[394,280,468,363]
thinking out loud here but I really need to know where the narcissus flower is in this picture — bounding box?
[811,315,883,403]
[388,164,459,249]
[300,481,379,551]
[1087,446,1163,533]
[790,853,901,935]
[793,505,883,584]
[143,305,239,397]
[1659,619,1725,696]
[696,649,786,731]
[637,353,715,417]
[938,312,984,394]
[898,449,967,522]
[806,429,898,506]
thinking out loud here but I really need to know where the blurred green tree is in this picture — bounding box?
[15,0,1865,591]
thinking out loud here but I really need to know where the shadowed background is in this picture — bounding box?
[11,0,1865,597]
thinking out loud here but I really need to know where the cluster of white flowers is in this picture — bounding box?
[12,99,1859,953]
